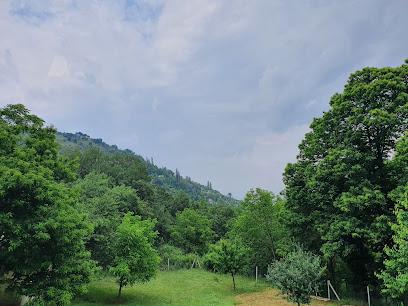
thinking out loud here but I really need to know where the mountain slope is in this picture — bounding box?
[57,132,237,204]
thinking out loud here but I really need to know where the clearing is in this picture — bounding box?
[73,269,337,306]
[1,270,344,305]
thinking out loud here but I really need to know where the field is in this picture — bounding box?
[73,269,265,306]
[2,269,357,306]
[72,269,338,306]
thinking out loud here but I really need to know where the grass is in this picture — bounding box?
[1,270,363,305]
[73,269,268,306]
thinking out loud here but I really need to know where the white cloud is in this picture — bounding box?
[48,55,70,78]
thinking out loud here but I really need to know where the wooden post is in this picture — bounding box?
[255,266,258,285]
[367,286,371,306]
[167,258,170,270]
[327,280,331,300]
[328,280,340,301]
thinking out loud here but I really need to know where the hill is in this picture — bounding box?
[57,132,238,204]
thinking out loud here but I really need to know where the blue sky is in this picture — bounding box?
[1,0,407,198]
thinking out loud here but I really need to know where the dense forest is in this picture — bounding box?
[0,60,407,306]
[56,132,238,205]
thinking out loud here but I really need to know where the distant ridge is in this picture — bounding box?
[57,132,238,205]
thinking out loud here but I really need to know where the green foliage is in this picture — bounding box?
[0,104,95,305]
[204,239,249,290]
[378,183,408,301]
[110,213,160,297]
[171,208,214,255]
[73,172,149,268]
[284,61,408,290]
[208,203,237,239]
[58,132,238,204]
[266,248,324,306]
[378,134,408,302]
[231,189,292,273]
[59,132,238,246]
[157,245,199,270]
[72,146,149,187]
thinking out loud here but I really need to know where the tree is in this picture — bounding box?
[73,172,150,268]
[378,133,408,302]
[266,248,324,306]
[110,213,160,298]
[378,183,408,303]
[208,203,237,239]
[284,61,408,290]
[169,191,191,216]
[74,147,150,186]
[204,239,249,290]
[171,208,214,255]
[0,104,95,305]
[231,189,291,273]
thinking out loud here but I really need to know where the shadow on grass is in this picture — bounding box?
[75,285,165,306]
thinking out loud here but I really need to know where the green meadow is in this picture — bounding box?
[72,269,266,306]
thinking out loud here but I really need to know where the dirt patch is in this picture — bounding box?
[235,288,333,306]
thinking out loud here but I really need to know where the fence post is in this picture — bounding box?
[328,280,340,301]
[327,280,331,300]
[255,266,258,285]
[167,258,170,270]
[367,286,371,306]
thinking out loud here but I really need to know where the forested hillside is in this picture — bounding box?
[57,132,237,204]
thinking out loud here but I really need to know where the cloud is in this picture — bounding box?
[48,55,70,78]
[0,0,407,198]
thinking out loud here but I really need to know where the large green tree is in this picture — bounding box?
[231,189,291,273]
[171,208,214,255]
[204,239,249,290]
[0,104,95,305]
[378,133,408,302]
[378,183,408,303]
[110,213,160,298]
[284,61,408,290]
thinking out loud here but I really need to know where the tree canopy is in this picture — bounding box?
[171,208,214,255]
[0,104,95,305]
[204,238,249,290]
[284,62,408,290]
[231,189,291,272]
[110,213,160,298]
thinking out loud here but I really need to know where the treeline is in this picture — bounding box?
[57,132,237,205]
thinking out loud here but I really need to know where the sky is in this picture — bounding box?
[1,0,407,198]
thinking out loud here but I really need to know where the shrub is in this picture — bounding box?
[266,247,324,306]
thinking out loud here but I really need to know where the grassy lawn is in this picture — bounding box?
[73,269,267,306]
[1,270,359,306]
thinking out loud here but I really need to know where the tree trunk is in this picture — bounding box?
[118,281,123,298]
[231,272,236,290]
[297,302,300,306]
[327,257,336,288]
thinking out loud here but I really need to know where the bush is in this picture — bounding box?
[158,244,202,270]
[266,247,324,306]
